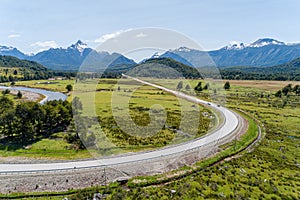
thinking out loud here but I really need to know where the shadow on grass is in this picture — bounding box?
[0,136,42,151]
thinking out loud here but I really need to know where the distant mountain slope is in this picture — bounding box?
[0,45,27,59]
[0,55,51,81]
[2,38,300,71]
[0,41,136,71]
[30,40,136,71]
[160,38,300,68]
[270,57,300,73]
[221,57,300,80]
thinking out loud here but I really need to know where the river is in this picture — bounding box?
[0,85,67,104]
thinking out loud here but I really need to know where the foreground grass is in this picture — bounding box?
[57,80,299,199]
[1,109,259,199]
[2,79,299,199]
[0,138,92,160]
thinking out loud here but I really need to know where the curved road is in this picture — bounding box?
[0,77,239,173]
[0,85,67,104]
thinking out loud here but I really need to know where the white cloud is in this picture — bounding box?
[30,40,58,52]
[8,34,21,38]
[31,40,58,48]
[136,32,147,38]
[94,29,131,43]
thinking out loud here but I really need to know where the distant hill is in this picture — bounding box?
[105,57,202,79]
[270,57,300,73]
[0,55,51,82]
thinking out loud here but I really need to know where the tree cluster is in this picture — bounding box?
[0,97,73,144]
[194,82,210,92]
[275,84,300,97]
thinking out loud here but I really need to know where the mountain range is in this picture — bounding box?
[0,40,136,71]
[160,38,300,68]
[1,38,300,71]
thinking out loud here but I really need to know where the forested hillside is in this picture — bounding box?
[0,55,52,82]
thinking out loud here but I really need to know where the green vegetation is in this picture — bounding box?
[194,81,202,92]
[100,57,203,79]
[136,58,202,79]
[15,79,74,92]
[75,79,213,154]
[6,110,259,199]
[16,90,22,99]
[0,55,78,84]
[32,80,298,200]
[176,80,183,90]
[0,78,214,159]
[1,89,10,95]
[224,81,230,90]
[220,57,300,81]
[0,55,52,82]
[0,97,72,144]
[66,84,73,92]
[0,96,96,159]
[1,77,299,199]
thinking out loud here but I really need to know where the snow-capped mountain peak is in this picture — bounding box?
[224,41,248,50]
[69,40,88,52]
[223,38,286,50]
[0,45,15,52]
[175,46,192,52]
[249,38,285,47]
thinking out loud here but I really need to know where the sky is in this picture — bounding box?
[1,0,300,54]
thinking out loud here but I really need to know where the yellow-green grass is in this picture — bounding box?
[0,136,92,160]
[8,106,259,199]
[15,79,75,92]
[227,79,300,91]
[1,78,214,159]
[3,80,300,199]
[98,82,299,199]
[0,67,23,79]
[74,79,214,155]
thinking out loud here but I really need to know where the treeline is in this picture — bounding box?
[220,56,300,81]
[275,84,300,97]
[0,69,77,83]
[220,70,300,81]
[0,96,96,149]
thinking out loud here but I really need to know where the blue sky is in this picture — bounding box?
[1,0,300,54]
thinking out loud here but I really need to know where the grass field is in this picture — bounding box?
[226,79,300,91]
[110,80,299,199]
[45,79,299,200]
[1,79,300,199]
[72,78,214,155]
[1,78,214,159]
[15,79,75,92]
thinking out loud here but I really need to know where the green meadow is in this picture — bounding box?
[1,78,214,159]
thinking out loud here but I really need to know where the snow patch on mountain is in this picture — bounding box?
[176,47,192,52]
[151,52,161,58]
[250,38,285,48]
[0,46,15,51]
[69,40,88,53]
[223,41,248,50]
